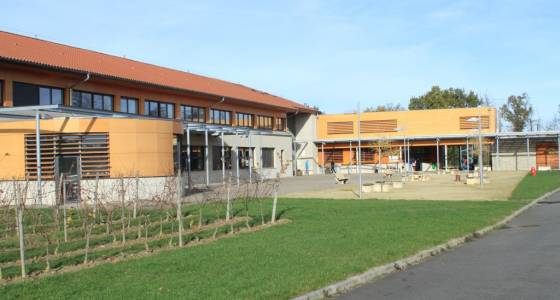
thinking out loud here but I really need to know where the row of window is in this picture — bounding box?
[181,146,275,171]
[6,81,287,129]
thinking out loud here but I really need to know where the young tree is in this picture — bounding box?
[409,86,482,110]
[545,104,560,131]
[500,93,533,132]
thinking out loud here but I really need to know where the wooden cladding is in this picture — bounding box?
[25,133,110,180]
[460,116,490,129]
[323,149,344,163]
[536,142,559,168]
[360,119,397,133]
[327,121,354,135]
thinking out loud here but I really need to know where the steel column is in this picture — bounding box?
[496,136,500,171]
[349,141,352,174]
[248,132,252,184]
[186,128,192,191]
[35,111,42,205]
[357,103,362,199]
[444,144,448,171]
[321,143,325,174]
[399,145,403,173]
[466,137,469,171]
[478,118,483,187]
[235,139,240,186]
[204,129,209,186]
[221,132,225,185]
[436,138,440,172]
[526,137,530,170]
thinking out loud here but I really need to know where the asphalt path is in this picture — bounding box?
[337,191,560,300]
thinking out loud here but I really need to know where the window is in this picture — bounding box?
[72,90,113,111]
[261,148,275,168]
[236,112,253,127]
[212,146,232,170]
[257,115,273,130]
[144,100,175,119]
[209,109,231,125]
[13,82,64,107]
[180,105,205,122]
[120,97,138,114]
[275,118,286,131]
[238,147,254,169]
[182,146,205,171]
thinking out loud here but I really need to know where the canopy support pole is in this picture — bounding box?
[221,131,225,185]
[205,129,209,187]
[35,110,42,206]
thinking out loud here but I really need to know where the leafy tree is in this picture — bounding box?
[500,93,533,132]
[408,86,483,110]
[364,103,405,112]
[545,104,560,131]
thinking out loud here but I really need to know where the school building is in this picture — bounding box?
[1,31,558,205]
[315,107,560,173]
[0,31,318,202]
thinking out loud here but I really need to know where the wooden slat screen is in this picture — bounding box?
[327,121,354,135]
[323,149,344,163]
[460,116,490,129]
[25,133,110,180]
[361,149,375,162]
[360,119,397,133]
[536,142,559,168]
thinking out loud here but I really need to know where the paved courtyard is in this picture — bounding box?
[278,171,526,201]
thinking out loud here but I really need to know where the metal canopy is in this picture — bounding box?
[0,105,138,121]
[315,130,560,143]
[183,122,292,137]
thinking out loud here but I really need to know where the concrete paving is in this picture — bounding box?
[279,172,525,201]
[277,174,383,196]
[336,191,560,300]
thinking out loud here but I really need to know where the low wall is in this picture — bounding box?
[0,170,284,207]
[0,176,172,206]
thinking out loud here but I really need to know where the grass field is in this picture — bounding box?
[1,171,559,299]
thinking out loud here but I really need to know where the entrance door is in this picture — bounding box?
[55,156,81,203]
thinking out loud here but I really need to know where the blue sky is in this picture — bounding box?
[2,0,559,121]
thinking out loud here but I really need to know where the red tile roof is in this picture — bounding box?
[0,31,315,112]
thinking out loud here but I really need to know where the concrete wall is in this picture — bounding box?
[0,176,171,206]
[290,113,320,175]
[492,139,536,171]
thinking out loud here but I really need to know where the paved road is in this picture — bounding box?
[337,191,560,300]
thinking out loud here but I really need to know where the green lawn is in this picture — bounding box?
[510,170,560,201]
[2,172,559,299]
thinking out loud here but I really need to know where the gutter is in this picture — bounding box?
[68,72,91,106]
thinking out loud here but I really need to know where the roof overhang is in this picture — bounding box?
[316,131,560,143]
[0,57,316,114]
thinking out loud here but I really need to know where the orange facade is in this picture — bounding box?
[317,107,497,141]
[316,107,497,167]
[0,118,179,180]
